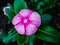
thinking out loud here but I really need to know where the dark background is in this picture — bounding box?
[0,0,60,45]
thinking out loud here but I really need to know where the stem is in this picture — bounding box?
[29,35,34,45]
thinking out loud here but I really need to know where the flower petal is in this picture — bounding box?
[15,24,25,34]
[19,9,33,17]
[25,24,37,35]
[31,21,40,27]
[12,14,21,25]
[29,12,41,23]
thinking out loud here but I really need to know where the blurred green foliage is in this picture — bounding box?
[41,14,52,24]
[5,6,15,24]
[14,0,28,14]
[2,28,17,44]
[0,31,6,41]
[35,25,60,43]
[17,34,28,45]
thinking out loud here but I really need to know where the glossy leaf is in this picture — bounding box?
[3,33,17,44]
[5,7,15,23]
[7,28,15,35]
[7,28,17,42]
[35,25,60,43]
[3,29,17,44]
[41,14,52,24]
[17,34,28,45]
[14,0,28,14]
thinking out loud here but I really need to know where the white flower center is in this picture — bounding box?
[24,19,27,23]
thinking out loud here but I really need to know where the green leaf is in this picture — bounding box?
[14,0,28,14]
[38,9,44,15]
[11,35,17,42]
[7,3,12,8]
[49,0,57,9]
[0,31,6,41]
[35,25,60,43]
[17,34,28,45]
[37,1,45,9]
[44,0,50,3]
[30,0,38,3]
[3,33,17,44]
[41,14,52,24]
[5,7,15,23]
[7,28,17,42]
[33,0,38,2]
[3,30,17,44]
[7,28,15,35]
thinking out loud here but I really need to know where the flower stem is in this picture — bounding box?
[29,36,33,45]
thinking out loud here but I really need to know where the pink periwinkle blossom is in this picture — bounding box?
[3,6,10,15]
[12,9,41,35]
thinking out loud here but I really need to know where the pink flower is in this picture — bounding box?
[3,6,10,15]
[12,9,41,35]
